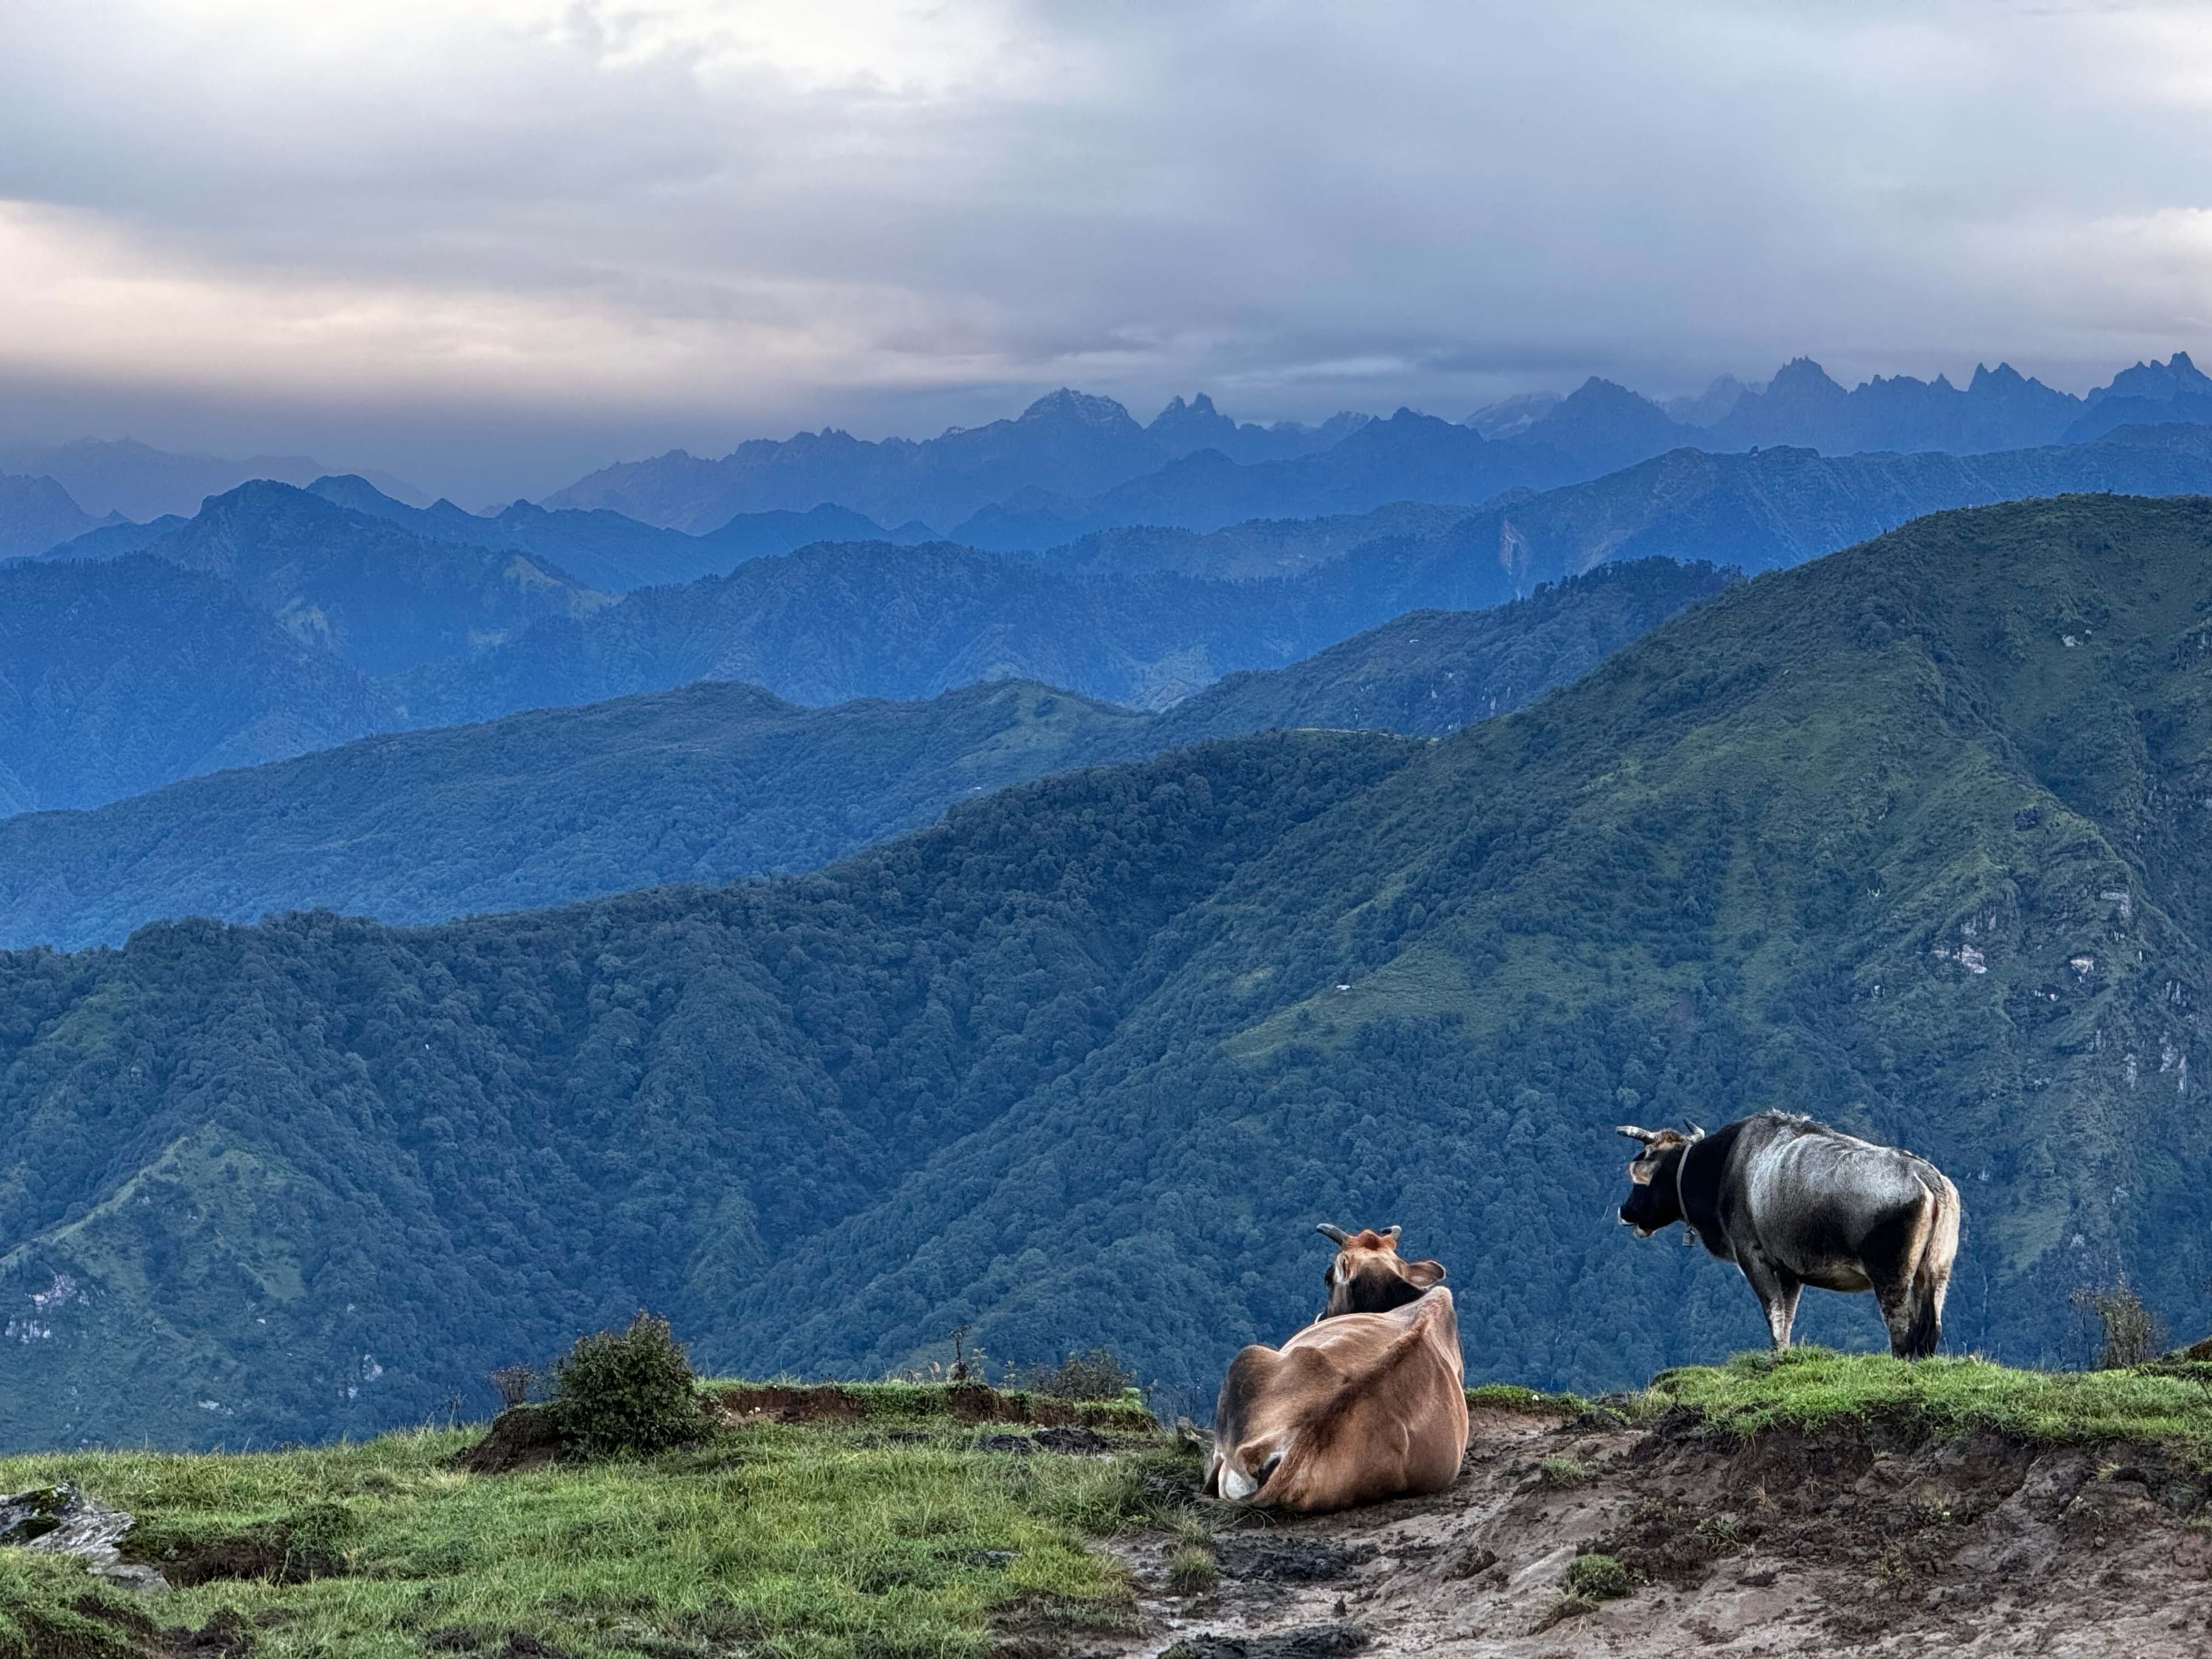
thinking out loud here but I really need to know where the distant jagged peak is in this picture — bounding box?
[1017,388,1141,429]
[1763,357,1850,402]
[1553,376,1676,417]
[1147,392,1237,435]
[1151,392,1222,421]
[2089,350,2212,406]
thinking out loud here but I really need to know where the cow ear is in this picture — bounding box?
[1403,1258,1446,1288]
[1627,1160,1657,1186]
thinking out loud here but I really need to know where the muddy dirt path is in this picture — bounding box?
[1092,1405,2212,1658]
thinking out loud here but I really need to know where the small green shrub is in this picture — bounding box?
[1565,1552,1631,1600]
[2074,1280,2167,1370]
[1165,1543,1218,1595]
[550,1311,701,1458]
[1024,1348,1139,1402]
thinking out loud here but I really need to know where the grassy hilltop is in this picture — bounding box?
[5,1351,2211,1659]
[3,494,2211,1447]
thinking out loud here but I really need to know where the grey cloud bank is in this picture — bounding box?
[3,1,2211,501]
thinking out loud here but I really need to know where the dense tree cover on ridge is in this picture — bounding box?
[0,558,1732,951]
[0,557,394,814]
[1,496,2207,1450]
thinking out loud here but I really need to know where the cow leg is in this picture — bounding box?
[1869,1185,1949,1359]
[1874,1274,1919,1358]
[1738,1255,1801,1351]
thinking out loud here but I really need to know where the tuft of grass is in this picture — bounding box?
[1648,1347,2212,1460]
[0,1412,1143,1659]
[1532,1551,1635,1631]
[1565,1552,1633,1600]
[1539,1456,1591,1486]
[1165,1544,1219,1596]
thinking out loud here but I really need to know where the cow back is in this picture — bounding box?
[1215,1288,1468,1514]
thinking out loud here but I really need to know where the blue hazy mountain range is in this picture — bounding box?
[0,558,1735,952]
[542,353,2212,542]
[15,421,2212,816]
[12,351,2212,567]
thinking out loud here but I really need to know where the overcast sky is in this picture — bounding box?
[5,0,2212,500]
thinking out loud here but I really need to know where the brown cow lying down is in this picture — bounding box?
[1202,1225,1469,1514]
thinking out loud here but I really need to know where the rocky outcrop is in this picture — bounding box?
[0,1482,168,1591]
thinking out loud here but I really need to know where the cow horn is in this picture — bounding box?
[1316,1224,1353,1245]
[1683,1122,1707,1143]
[1616,1124,1662,1144]
[1381,1225,1402,1243]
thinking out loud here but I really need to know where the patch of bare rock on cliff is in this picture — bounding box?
[1091,1404,2212,1657]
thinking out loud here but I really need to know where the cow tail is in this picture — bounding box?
[1903,1173,1961,1360]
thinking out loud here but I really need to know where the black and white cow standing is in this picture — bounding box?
[1615,1111,1962,1358]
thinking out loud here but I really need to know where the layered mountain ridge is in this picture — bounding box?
[0,558,1733,950]
[0,494,2206,1449]
[18,425,2212,817]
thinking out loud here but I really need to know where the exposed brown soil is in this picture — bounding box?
[978,1427,1131,1456]
[453,1404,564,1474]
[117,1530,344,1590]
[707,1383,1155,1431]
[7,1597,257,1659]
[1089,1405,2212,1657]
[118,1503,351,1590]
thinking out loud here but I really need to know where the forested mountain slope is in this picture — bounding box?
[1,497,2206,1449]
[393,538,1322,719]
[0,680,1146,947]
[0,557,392,813]
[124,481,608,673]
[0,558,1728,950]
[1143,556,1734,745]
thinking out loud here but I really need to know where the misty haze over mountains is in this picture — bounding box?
[7,350,2212,564]
[537,351,2212,542]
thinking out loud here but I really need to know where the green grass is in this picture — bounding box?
[0,1403,1190,1659]
[1464,1383,1589,1417]
[1643,1346,2212,1456]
